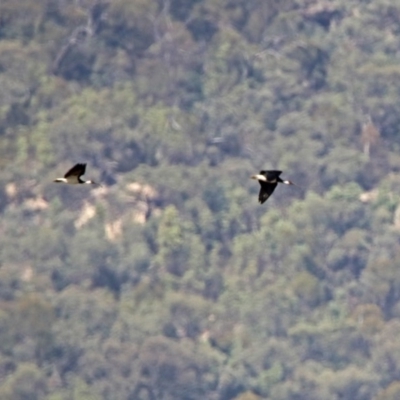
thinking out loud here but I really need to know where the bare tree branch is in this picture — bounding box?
[52,1,109,75]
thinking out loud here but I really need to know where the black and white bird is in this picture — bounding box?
[251,170,296,204]
[53,163,99,185]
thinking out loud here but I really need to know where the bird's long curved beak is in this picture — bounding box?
[284,180,299,187]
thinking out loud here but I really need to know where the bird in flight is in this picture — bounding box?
[53,163,99,185]
[251,170,296,204]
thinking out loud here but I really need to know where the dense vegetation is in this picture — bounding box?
[1,0,400,399]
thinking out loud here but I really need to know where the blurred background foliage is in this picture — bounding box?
[0,0,400,399]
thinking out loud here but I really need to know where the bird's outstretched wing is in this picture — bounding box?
[258,182,277,204]
[261,170,282,181]
[64,163,86,178]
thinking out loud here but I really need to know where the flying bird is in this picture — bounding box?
[53,163,99,185]
[251,170,296,204]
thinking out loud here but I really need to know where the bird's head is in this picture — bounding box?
[53,178,66,183]
[85,180,102,187]
[283,180,296,186]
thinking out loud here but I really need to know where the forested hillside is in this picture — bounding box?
[1,0,400,399]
